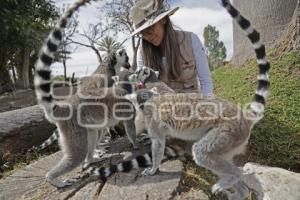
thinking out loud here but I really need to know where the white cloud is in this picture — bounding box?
[52,0,233,77]
[172,0,222,10]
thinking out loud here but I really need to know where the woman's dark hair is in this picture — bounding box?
[141,16,185,82]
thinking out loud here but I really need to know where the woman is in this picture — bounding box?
[130,0,213,97]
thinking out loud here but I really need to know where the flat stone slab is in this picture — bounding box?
[0,152,102,200]
[0,138,209,200]
[173,189,209,200]
[99,160,183,200]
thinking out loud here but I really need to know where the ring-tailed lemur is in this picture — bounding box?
[84,61,188,177]
[34,0,137,188]
[85,1,271,199]
[32,50,131,153]
[127,68,175,138]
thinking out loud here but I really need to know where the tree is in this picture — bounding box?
[231,0,298,65]
[67,22,109,64]
[100,0,141,70]
[98,36,123,54]
[275,0,300,55]
[203,25,227,70]
[0,0,58,92]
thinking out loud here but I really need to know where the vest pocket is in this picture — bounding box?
[180,60,196,83]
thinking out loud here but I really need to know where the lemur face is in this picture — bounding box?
[130,66,159,84]
[116,49,130,70]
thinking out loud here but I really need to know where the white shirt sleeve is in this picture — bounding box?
[136,48,144,71]
[191,33,213,97]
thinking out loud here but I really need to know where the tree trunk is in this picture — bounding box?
[0,50,13,94]
[28,65,34,88]
[274,0,300,55]
[94,46,103,63]
[131,37,141,71]
[231,0,298,66]
[0,105,56,154]
[63,59,67,82]
[11,66,17,84]
[17,46,31,89]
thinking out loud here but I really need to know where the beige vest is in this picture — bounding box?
[164,30,199,93]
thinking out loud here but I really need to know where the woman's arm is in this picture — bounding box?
[191,33,213,97]
[136,48,144,71]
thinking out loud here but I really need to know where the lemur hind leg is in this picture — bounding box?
[123,118,138,149]
[46,128,88,188]
[142,124,166,176]
[192,126,247,198]
[82,128,101,170]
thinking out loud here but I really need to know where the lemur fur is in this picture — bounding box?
[34,0,137,188]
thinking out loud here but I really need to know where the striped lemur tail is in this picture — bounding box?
[221,0,270,122]
[36,129,59,151]
[86,144,184,180]
[34,0,92,122]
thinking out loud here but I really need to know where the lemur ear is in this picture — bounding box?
[112,75,119,83]
[154,71,159,78]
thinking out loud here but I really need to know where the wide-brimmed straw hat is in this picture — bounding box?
[130,0,179,37]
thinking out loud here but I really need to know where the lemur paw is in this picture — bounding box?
[82,163,90,171]
[47,178,74,188]
[212,183,236,200]
[212,175,240,194]
[61,179,74,187]
[142,167,158,176]
[212,183,226,194]
[94,148,108,157]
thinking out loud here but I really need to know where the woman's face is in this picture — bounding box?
[141,19,165,46]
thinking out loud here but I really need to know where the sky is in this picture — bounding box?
[52,0,233,77]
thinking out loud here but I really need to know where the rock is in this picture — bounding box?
[99,160,183,200]
[173,189,209,200]
[242,162,300,200]
[0,87,78,154]
[0,137,137,200]
[0,152,101,200]
[0,105,56,154]
[0,137,210,200]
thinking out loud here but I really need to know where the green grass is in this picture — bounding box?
[212,51,300,171]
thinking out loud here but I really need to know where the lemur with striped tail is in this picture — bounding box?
[32,51,131,153]
[34,0,137,188]
[85,1,270,199]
